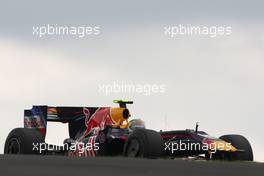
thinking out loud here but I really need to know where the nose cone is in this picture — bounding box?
[212,140,237,152]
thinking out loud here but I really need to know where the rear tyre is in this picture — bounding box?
[123,129,164,158]
[4,128,45,155]
[219,134,253,161]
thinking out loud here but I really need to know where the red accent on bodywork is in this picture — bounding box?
[161,134,192,139]
[85,108,114,133]
[38,128,46,137]
[202,138,214,145]
[119,136,128,140]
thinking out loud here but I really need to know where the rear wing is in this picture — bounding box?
[24,106,99,138]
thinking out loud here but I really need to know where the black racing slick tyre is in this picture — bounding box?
[219,134,253,161]
[123,129,164,158]
[4,128,45,155]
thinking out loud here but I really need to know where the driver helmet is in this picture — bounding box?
[128,119,146,131]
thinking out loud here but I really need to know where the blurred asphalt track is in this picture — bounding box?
[0,155,263,176]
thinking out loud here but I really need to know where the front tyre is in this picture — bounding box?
[219,134,253,161]
[4,128,45,155]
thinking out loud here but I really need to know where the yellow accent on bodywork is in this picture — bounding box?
[110,108,130,128]
[212,140,237,152]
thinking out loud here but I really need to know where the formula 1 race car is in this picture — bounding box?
[4,100,253,161]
